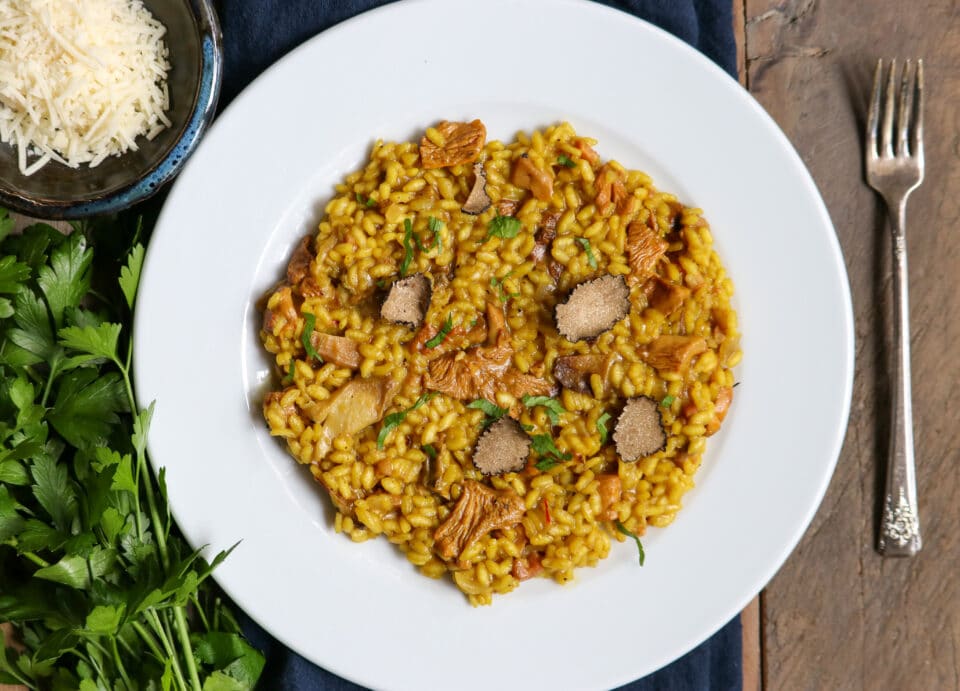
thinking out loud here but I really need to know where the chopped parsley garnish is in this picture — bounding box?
[661,395,675,407]
[521,395,566,426]
[425,313,454,348]
[282,360,296,384]
[531,434,571,471]
[427,216,444,252]
[301,313,322,361]
[596,412,612,444]
[616,520,646,566]
[422,444,438,460]
[577,237,598,269]
[355,192,376,208]
[557,154,577,168]
[467,399,509,429]
[377,393,437,449]
[400,218,415,275]
[491,271,520,303]
[487,214,522,240]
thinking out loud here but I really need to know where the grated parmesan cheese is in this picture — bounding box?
[0,0,172,176]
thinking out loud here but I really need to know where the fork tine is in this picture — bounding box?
[912,59,924,156]
[880,58,897,157]
[897,59,914,155]
[867,59,883,159]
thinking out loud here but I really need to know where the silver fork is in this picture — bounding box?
[866,58,924,557]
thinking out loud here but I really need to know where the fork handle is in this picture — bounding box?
[878,198,921,556]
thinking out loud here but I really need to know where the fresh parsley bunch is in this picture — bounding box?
[0,210,262,690]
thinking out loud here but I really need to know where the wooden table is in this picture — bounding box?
[734,1,960,688]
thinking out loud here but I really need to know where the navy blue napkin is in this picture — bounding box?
[215,1,741,688]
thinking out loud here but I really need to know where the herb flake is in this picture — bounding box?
[616,520,646,566]
[531,434,571,471]
[301,313,322,361]
[557,154,577,168]
[577,237,598,269]
[596,412,612,444]
[377,393,437,449]
[521,395,566,426]
[356,192,376,208]
[425,313,454,349]
[400,218,415,275]
[661,395,675,407]
[487,215,522,240]
[467,399,509,429]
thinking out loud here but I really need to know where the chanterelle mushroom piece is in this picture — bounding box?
[626,217,668,284]
[434,480,526,560]
[381,273,432,328]
[613,396,667,462]
[462,161,492,215]
[472,417,531,475]
[554,274,631,342]
[641,334,707,373]
[419,120,486,169]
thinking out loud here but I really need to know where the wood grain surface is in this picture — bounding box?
[740,0,960,688]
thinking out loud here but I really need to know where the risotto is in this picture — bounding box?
[260,120,741,605]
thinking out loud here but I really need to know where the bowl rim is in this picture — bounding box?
[0,0,223,220]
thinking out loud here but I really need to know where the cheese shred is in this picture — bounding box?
[0,0,172,176]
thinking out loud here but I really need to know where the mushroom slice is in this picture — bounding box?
[626,218,668,283]
[641,335,707,373]
[554,274,630,342]
[613,396,667,462]
[472,417,531,476]
[419,120,486,169]
[381,273,432,328]
[462,161,492,214]
[511,155,554,201]
[434,480,526,560]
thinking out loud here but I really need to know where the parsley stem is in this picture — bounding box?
[146,608,188,691]
[39,358,59,407]
[120,347,201,691]
[131,621,165,664]
[174,606,203,690]
[20,548,50,568]
[110,637,133,690]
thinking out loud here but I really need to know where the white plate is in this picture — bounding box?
[134,1,854,689]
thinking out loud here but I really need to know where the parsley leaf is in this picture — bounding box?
[377,393,437,449]
[48,369,127,449]
[30,449,77,532]
[282,360,296,385]
[118,243,145,310]
[427,216,443,252]
[425,313,454,349]
[616,520,646,566]
[301,313,322,361]
[58,323,122,367]
[8,289,56,363]
[596,412,612,444]
[355,192,376,208]
[490,271,520,303]
[36,232,92,327]
[577,237,598,269]
[400,218,415,275]
[422,444,438,460]
[521,395,566,426]
[487,215,521,240]
[661,394,675,407]
[467,399,509,429]
[0,255,30,294]
[557,154,577,168]
[531,434,571,471]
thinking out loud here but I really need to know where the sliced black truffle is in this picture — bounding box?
[381,273,432,328]
[472,417,531,475]
[613,396,667,462]
[462,161,491,215]
[554,274,630,342]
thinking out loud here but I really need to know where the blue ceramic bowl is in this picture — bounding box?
[0,0,222,219]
